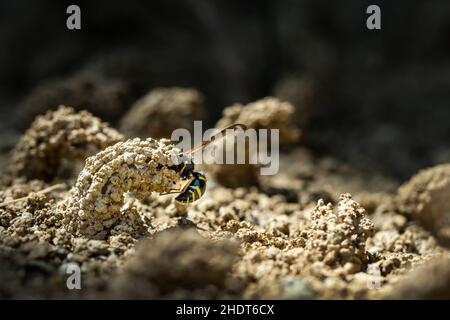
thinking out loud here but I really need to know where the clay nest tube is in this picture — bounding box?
[15,74,132,129]
[119,87,206,139]
[396,164,450,246]
[112,228,242,299]
[207,97,301,188]
[62,138,183,239]
[8,106,124,182]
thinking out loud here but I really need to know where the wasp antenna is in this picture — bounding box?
[186,123,247,155]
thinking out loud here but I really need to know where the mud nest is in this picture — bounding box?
[63,137,182,239]
[207,97,301,188]
[8,106,124,182]
[216,97,301,145]
[120,87,205,139]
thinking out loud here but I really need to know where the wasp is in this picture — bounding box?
[163,123,247,203]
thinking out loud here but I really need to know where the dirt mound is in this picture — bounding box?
[8,106,124,182]
[397,164,450,246]
[120,87,205,139]
[207,97,301,188]
[16,74,132,129]
[0,102,449,299]
[113,229,241,299]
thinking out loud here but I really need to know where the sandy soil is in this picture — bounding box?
[0,98,449,299]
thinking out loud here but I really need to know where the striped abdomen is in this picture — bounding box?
[175,172,207,203]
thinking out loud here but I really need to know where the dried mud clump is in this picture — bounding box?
[16,74,132,129]
[8,106,124,182]
[120,87,205,139]
[114,229,241,299]
[305,194,374,272]
[63,138,182,239]
[209,97,300,188]
[397,164,450,245]
[216,97,301,144]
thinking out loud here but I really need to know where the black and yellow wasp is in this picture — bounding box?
[163,123,246,204]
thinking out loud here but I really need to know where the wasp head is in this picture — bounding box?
[173,153,194,179]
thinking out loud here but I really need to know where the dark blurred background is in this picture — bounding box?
[1,0,450,181]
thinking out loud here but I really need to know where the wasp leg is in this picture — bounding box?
[160,177,194,195]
